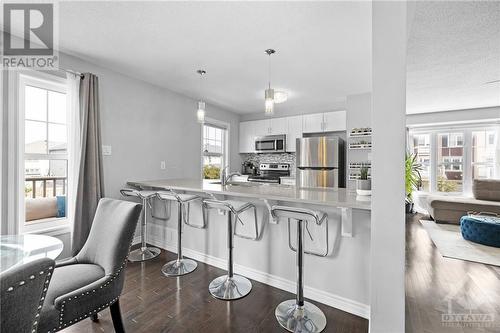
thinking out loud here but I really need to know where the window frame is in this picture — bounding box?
[200,118,230,180]
[17,72,69,234]
[409,124,500,196]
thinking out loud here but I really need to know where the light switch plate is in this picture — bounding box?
[102,145,112,156]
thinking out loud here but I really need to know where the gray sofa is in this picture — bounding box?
[427,179,500,224]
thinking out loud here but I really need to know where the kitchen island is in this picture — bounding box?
[126,178,371,318]
[127,178,371,210]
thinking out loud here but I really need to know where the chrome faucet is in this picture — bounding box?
[220,166,241,186]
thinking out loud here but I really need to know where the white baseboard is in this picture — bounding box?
[132,234,370,319]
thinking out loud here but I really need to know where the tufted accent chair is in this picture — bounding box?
[1,257,55,333]
[38,198,142,333]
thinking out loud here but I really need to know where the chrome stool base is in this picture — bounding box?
[209,274,252,300]
[161,258,198,276]
[275,300,327,333]
[128,247,161,262]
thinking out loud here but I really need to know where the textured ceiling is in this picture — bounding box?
[407,1,500,114]
[53,1,371,115]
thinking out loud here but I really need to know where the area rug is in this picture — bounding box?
[419,220,500,266]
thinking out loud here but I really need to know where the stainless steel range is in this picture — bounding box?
[248,163,290,184]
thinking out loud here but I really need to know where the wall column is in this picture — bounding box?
[370,1,407,332]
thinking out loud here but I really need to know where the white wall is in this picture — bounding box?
[407,105,500,127]
[59,52,241,198]
[239,106,346,122]
[370,1,407,332]
[1,50,242,257]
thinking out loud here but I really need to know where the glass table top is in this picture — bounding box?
[0,234,64,274]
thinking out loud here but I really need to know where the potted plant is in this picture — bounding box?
[405,152,422,213]
[356,167,371,196]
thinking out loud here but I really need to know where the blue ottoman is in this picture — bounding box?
[460,215,500,248]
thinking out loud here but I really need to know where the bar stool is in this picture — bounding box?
[202,198,259,300]
[120,189,161,262]
[156,189,205,276]
[270,205,329,333]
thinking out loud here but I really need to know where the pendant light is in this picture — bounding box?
[196,69,206,123]
[264,49,276,116]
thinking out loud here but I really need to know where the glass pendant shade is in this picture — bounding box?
[197,101,206,123]
[265,88,274,115]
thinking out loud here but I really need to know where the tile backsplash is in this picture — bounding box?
[240,153,296,176]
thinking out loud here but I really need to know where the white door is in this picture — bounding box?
[302,113,324,133]
[270,117,288,135]
[323,111,346,132]
[253,119,271,137]
[286,115,303,152]
[239,121,255,153]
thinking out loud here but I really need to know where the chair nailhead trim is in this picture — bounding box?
[33,266,53,331]
[52,235,135,331]
[6,265,53,331]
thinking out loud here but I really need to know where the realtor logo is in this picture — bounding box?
[2,2,58,69]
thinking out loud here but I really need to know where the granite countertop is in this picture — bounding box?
[127,179,371,210]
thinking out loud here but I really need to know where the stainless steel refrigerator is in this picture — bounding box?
[296,136,345,188]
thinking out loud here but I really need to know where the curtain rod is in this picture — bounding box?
[59,67,84,79]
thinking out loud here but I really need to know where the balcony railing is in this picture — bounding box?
[25,176,66,198]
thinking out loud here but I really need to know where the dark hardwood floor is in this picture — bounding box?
[405,213,500,333]
[61,250,368,333]
[61,213,500,333]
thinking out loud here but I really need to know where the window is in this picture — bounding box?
[412,133,431,191]
[472,130,497,180]
[409,125,500,195]
[202,122,228,180]
[19,74,68,229]
[437,132,464,193]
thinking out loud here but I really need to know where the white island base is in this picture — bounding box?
[127,179,372,319]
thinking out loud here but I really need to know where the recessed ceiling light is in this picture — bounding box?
[274,91,288,104]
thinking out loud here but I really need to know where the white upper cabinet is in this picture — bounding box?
[253,118,287,136]
[302,113,324,133]
[238,111,346,153]
[286,115,303,152]
[239,121,255,153]
[253,119,269,137]
[323,111,346,132]
[270,117,287,135]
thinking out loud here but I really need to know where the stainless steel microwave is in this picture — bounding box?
[255,135,286,153]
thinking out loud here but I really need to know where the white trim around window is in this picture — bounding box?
[409,123,500,196]
[200,117,230,179]
[14,71,70,234]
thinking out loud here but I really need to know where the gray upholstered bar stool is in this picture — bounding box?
[202,198,259,300]
[120,189,161,262]
[270,205,329,333]
[156,189,205,276]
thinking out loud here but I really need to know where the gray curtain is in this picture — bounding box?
[72,73,104,255]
